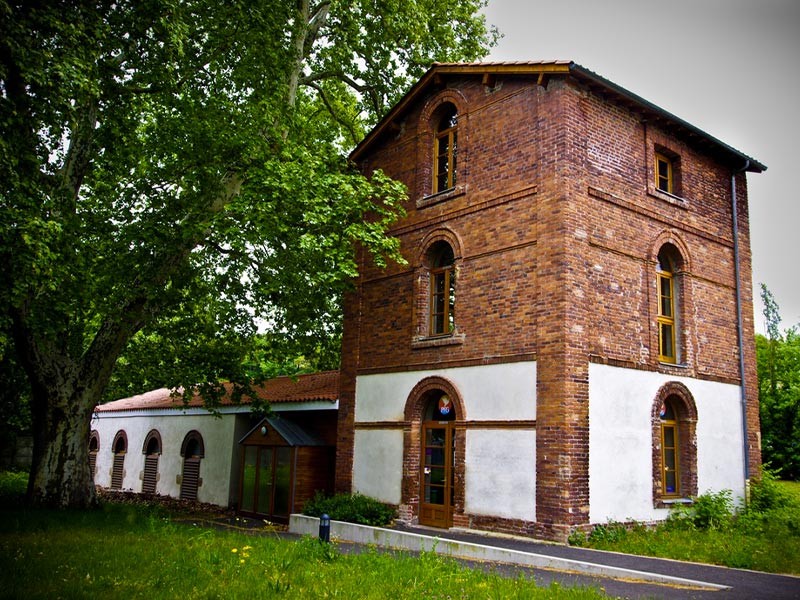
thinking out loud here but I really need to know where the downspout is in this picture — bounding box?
[731,159,751,488]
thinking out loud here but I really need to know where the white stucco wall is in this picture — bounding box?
[352,429,404,504]
[354,361,537,422]
[588,363,746,524]
[465,429,536,520]
[352,361,537,521]
[91,410,244,507]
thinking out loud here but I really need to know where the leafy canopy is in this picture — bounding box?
[0,0,497,402]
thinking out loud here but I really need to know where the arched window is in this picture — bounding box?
[111,430,127,490]
[141,430,162,495]
[429,241,456,336]
[656,245,681,363]
[652,383,698,505]
[660,399,680,496]
[180,430,204,501]
[433,106,458,194]
[88,431,100,479]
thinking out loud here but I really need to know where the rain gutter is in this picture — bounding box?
[731,159,751,484]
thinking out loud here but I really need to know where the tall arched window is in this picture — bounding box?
[652,382,698,505]
[429,241,456,336]
[180,430,205,501]
[433,106,457,194]
[111,430,127,490]
[88,431,100,480]
[660,399,680,496]
[141,430,162,495]
[656,246,681,363]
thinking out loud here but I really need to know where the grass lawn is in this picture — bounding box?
[0,473,603,600]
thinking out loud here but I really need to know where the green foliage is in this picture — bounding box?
[578,480,800,574]
[302,491,397,527]
[756,284,800,479]
[0,470,28,504]
[587,521,629,544]
[0,0,497,505]
[749,467,798,512]
[0,493,604,599]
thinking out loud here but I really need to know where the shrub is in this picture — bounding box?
[748,467,797,512]
[587,521,628,544]
[0,470,28,505]
[302,491,397,527]
[665,490,736,531]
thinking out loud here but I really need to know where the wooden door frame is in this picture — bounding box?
[419,421,454,528]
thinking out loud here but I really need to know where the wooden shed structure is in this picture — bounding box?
[237,416,334,523]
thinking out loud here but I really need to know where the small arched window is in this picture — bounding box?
[88,431,100,479]
[652,382,698,505]
[429,241,456,336]
[180,430,205,501]
[111,430,127,490]
[433,106,458,194]
[142,430,162,495]
[656,246,681,363]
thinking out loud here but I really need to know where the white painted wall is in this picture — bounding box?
[91,410,242,507]
[588,363,746,524]
[465,429,536,520]
[352,361,537,521]
[352,429,404,504]
[354,361,537,422]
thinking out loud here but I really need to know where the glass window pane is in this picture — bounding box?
[273,447,292,517]
[665,471,677,494]
[257,448,274,515]
[663,427,675,447]
[660,323,674,358]
[241,446,258,513]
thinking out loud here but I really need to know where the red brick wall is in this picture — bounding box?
[336,71,761,533]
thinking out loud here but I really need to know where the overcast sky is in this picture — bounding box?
[481,0,800,334]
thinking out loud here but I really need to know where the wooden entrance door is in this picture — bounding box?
[419,422,454,528]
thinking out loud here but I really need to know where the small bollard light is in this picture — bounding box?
[319,513,331,543]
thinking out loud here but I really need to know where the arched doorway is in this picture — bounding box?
[420,392,457,528]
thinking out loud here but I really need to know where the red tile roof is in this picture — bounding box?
[96,371,339,412]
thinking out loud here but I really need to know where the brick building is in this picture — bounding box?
[336,61,765,541]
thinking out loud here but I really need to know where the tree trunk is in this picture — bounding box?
[27,380,98,508]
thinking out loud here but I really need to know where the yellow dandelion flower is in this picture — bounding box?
[231,548,238,553]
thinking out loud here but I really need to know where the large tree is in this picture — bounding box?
[0,0,496,507]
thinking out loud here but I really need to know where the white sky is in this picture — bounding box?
[482,0,800,334]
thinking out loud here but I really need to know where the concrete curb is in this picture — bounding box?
[288,515,729,591]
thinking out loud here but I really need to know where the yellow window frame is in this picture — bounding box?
[660,420,680,497]
[655,152,673,194]
[430,265,455,336]
[657,270,676,363]
[433,122,457,194]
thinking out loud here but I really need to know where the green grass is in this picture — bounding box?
[573,479,800,575]
[0,472,602,599]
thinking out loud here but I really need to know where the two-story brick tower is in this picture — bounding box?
[335,61,765,541]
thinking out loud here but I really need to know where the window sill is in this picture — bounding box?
[659,361,688,370]
[656,497,693,509]
[417,185,467,209]
[648,186,688,208]
[411,332,466,349]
